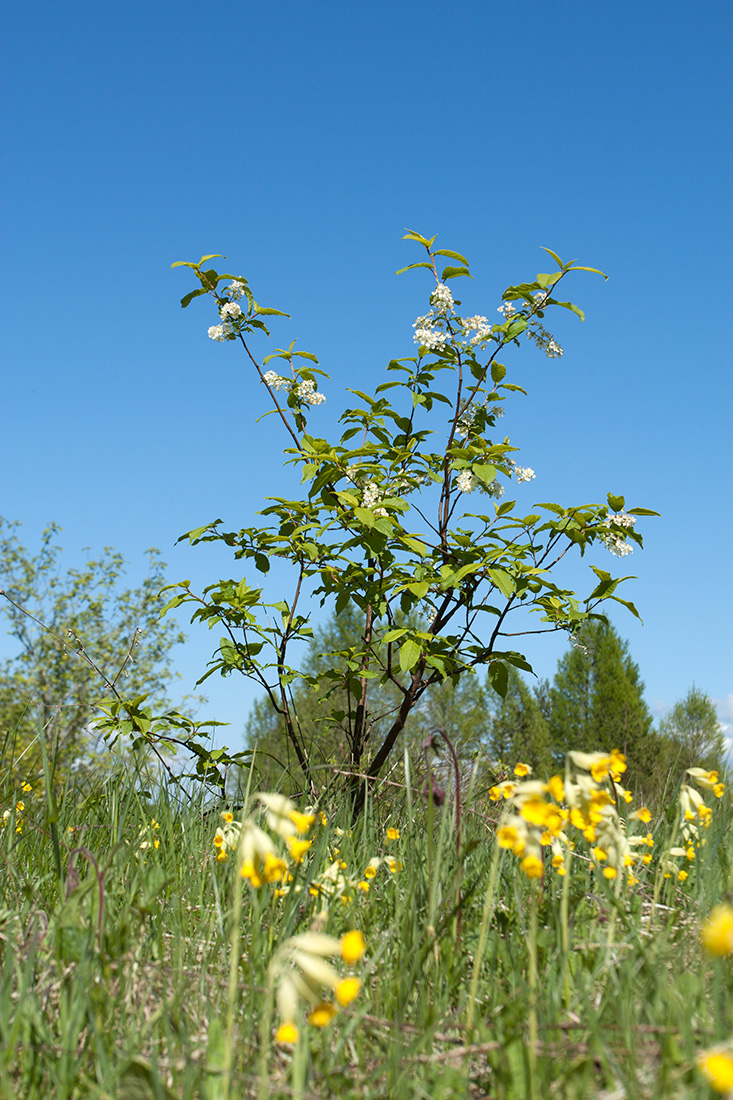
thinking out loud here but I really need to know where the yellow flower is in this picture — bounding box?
[540,830,552,847]
[275,1022,299,1044]
[548,775,564,802]
[216,850,228,862]
[290,810,316,834]
[699,1050,733,1093]
[287,836,312,863]
[385,856,402,873]
[335,977,362,1006]
[213,833,224,848]
[514,762,532,778]
[263,852,288,883]
[357,881,369,892]
[593,847,607,863]
[489,786,502,802]
[497,825,519,849]
[642,854,652,865]
[678,870,688,882]
[602,867,617,880]
[622,790,633,804]
[628,873,639,886]
[520,855,543,879]
[699,804,713,823]
[686,847,696,861]
[222,811,234,824]
[714,783,725,798]
[319,811,328,826]
[386,827,400,841]
[308,1002,337,1028]
[15,801,24,814]
[636,807,652,824]
[21,783,32,793]
[364,857,381,878]
[701,905,733,956]
[583,826,597,843]
[241,861,264,887]
[341,930,366,965]
[520,799,553,828]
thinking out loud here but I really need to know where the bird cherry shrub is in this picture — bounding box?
[163,232,657,804]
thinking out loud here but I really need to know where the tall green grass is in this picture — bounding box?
[0,750,730,1099]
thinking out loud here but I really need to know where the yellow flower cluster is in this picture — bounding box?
[212,792,316,887]
[495,751,657,885]
[1,783,33,836]
[271,929,367,1043]
[663,768,724,881]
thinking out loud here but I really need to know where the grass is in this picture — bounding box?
[0,748,731,1099]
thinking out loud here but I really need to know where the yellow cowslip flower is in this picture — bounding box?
[621,789,633,804]
[635,807,652,824]
[570,808,589,831]
[548,775,564,802]
[540,830,552,847]
[642,833,654,848]
[602,867,617,880]
[15,802,24,814]
[287,836,312,863]
[678,870,688,882]
[699,804,713,823]
[590,758,611,783]
[385,856,402,874]
[357,881,369,892]
[319,811,328,826]
[715,783,725,798]
[214,833,224,848]
[275,1022,298,1044]
[520,798,552,828]
[290,810,316,834]
[583,826,597,843]
[686,847,696,862]
[241,861,264,887]
[513,838,526,857]
[551,852,566,874]
[341,930,366,965]
[699,1050,733,1093]
[514,762,532,777]
[21,783,32,793]
[609,749,627,779]
[489,786,502,802]
[364,858,381,879]
[386,827,400,841]
[222,811,234,824]
[500,782,515,799]
[593,847,607,863]
[623,854,635,867]
[336,977,361,1006]
[497,825,519,849]
[701,905,733,956]
[642,854,652,865]
[308,1003,337,1028]
[339,860,347,870]
[263,852,288,883]
[520,855,544,879]
[216,849,228,862]
[628,873,639,886]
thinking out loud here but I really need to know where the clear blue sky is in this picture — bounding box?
[2,1,731,749]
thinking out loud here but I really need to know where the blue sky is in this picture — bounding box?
[2,1,731,749]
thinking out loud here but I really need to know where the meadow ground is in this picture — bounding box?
[1,750,731,1100]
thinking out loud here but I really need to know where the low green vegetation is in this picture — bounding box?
[0,750,732,1098]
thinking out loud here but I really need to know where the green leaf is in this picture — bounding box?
[402,229,437,248]
[401,535,428,558]
[407,581,430,598]
[489,661,508,697]
[504,318,528,341]
[293,351,319,363]
[472,464,497,486]
[399,638,422,673]
[441,265,472,281]
[486,568,515,598]
[433,249,470,266]
[395,262,436,275]
[353,507,375,528]
[500,383,527,394]
[382,627,407,644]
[626,507,661,517]
[180,288,207,309]
[607,493,625,512]
[490,362,506,383]
[549,299,585,321]
[570,264,609,280]
[254,305,291,317]
[540,247,564,269]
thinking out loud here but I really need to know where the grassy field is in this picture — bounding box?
[0,749,731,1100]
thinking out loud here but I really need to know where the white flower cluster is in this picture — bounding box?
[298,378,326,406]
[456,470,478,494]
[497,301,517,317]
[208,324,236,342]
[225,281,247,300]
[513,465,536,483]
[486,480,505,498]
[460,315,492,347]
[220,301,242,320]
[545,338,563,358]
[430,283,454,313]
[263,370,292,391]
[533,290,550,309]
[413,317,452,351]
[456,405,477,438]
[600,513,636,558]
[361,482,381,509]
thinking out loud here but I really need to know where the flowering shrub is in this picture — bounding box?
[165,234,657,799]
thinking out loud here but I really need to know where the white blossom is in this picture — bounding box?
[263,370,291,391]
[497,301,517,317]
[226,281,247,300]
[297,378,326,406]
[456,470,478,494]
[361,482,381,509]
[220,301,242,320]
[430,283,454,313]
[600,513,636,557]
[513,465,536,483]
[533,291,550,309]
[208,324,232,342]
[545,338,563,358]
[486,481,505,499]
[413,324,451,351]
[460,315,492,346]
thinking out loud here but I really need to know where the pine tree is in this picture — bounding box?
[489,668,553,775]
[549,620,655,783]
